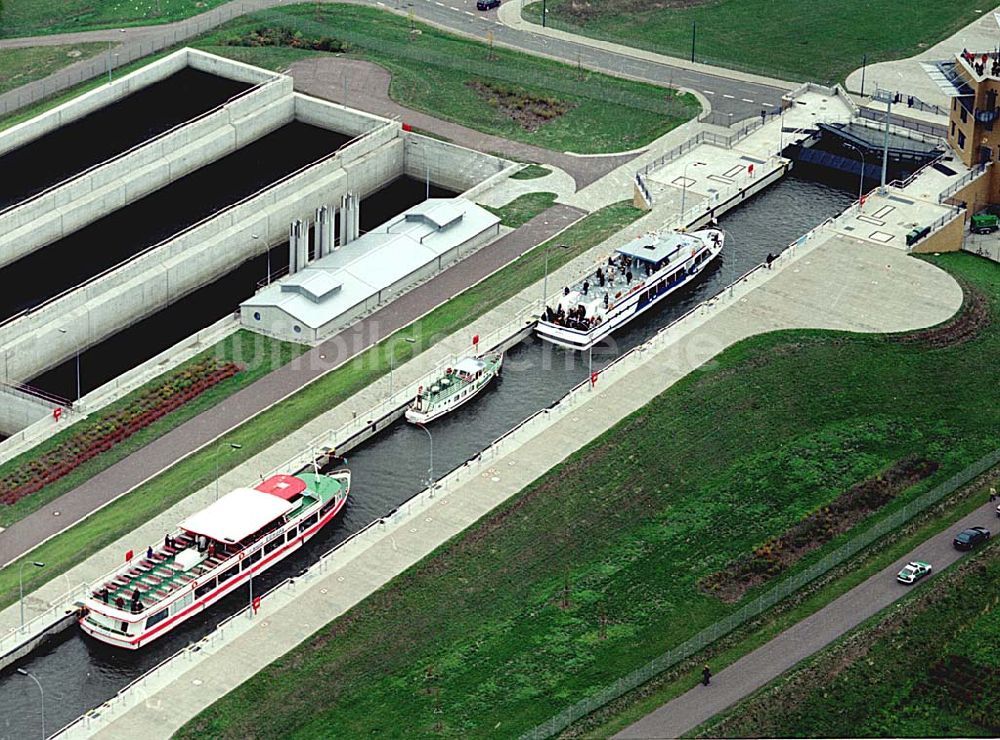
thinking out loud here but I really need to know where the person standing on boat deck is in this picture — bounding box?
[146,545,154,560]
[626,270,633,285]
[582,280,589,295]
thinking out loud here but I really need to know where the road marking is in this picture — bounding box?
[435,1,444,5]
[465,9,475,14]
[702,90,715,95]
[741,98,754,103]
[722,94,735,99]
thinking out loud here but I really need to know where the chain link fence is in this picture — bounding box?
[521,447,1000,739]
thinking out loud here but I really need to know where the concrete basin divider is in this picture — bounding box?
[0,73,294,270]
[0,120,404,384]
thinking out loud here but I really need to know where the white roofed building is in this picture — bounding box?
[240,198,500,343]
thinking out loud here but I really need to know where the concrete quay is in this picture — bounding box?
[70,213,963,740]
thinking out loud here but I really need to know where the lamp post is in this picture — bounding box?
[680,161,703,223]
[844,142,866,203]
[541,244,570,311]
[416,423,433,492]
[215,443,243,501]
[873,88,893,194]
[56,328,81,404]
[19,561,45,630]
[16,668,44,740]
[252,233,268,285]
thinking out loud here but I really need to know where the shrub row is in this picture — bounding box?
[0,359,242,507]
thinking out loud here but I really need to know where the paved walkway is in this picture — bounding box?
[844,3,1000,105]
[0,204,584,568]
[86,234,962,738]
[618,494,998,738]
[288,57,636,189]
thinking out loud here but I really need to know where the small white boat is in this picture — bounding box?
[536,227,724,350]
[405,351,503,424]
[79,469,349,649]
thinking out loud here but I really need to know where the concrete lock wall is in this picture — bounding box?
[0,50,190,160]
[402,133,508,194]
[185,48,286,86]
[0,386,55,437]
[0,135,406,382]
[293,94,390,138]
[0,78,295,269]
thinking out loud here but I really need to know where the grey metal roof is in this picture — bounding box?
[242,198,499,330]
[616,231,699,264]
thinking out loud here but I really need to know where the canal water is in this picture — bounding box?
[29,177,457,400]
[0,172,854,737]
[0,69,251,211]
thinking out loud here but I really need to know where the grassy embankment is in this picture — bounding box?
[525,0,987,84]
[0,0,229,37]
[483,192,558,228]
[511,164,552,180]
[0,201,642,609]
[178,253,1000,738]
[191,4,699,154]
[0,44,107,94]
[0,331,307,528]
[699,540,1000,738]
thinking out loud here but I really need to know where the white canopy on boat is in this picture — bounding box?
[455,357,486,375]
[180,487,294,543]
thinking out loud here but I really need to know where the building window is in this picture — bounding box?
[953,98,957,111]
[961,107,968,123]
[958,130,967,149]
[253,312,261,321]
[293,325,302,333]
[951,121,956,136]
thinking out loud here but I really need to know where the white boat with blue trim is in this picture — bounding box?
[536,227,724,350]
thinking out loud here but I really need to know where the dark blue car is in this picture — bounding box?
[953,526,991,550]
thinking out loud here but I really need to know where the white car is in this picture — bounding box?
[896,561,932,584]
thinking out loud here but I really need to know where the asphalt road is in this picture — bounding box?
[0,0,789,124]
[617,495,998,738]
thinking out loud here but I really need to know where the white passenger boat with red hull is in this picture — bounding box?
[536,227,724,350]
[79,469,349,649]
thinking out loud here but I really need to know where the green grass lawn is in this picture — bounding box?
[0,0,230,38]
[574,468,996,737]
[0,44,107,94]
[699,540,1000,737]
[511,164,552,180]
[0,330,307,528]
[176,253,1000,739]
[482,192,558,228]
[191,4,698,153]
[0,201,641,610]
[525,0,989,84]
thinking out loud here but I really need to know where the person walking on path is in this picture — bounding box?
[701,665,712,686]
[990,486,996,502]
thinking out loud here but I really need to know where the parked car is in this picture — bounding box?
[896,561,932,584]
[995,502,1000,518]
[953,526,991,551]
[477,0,501,9]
